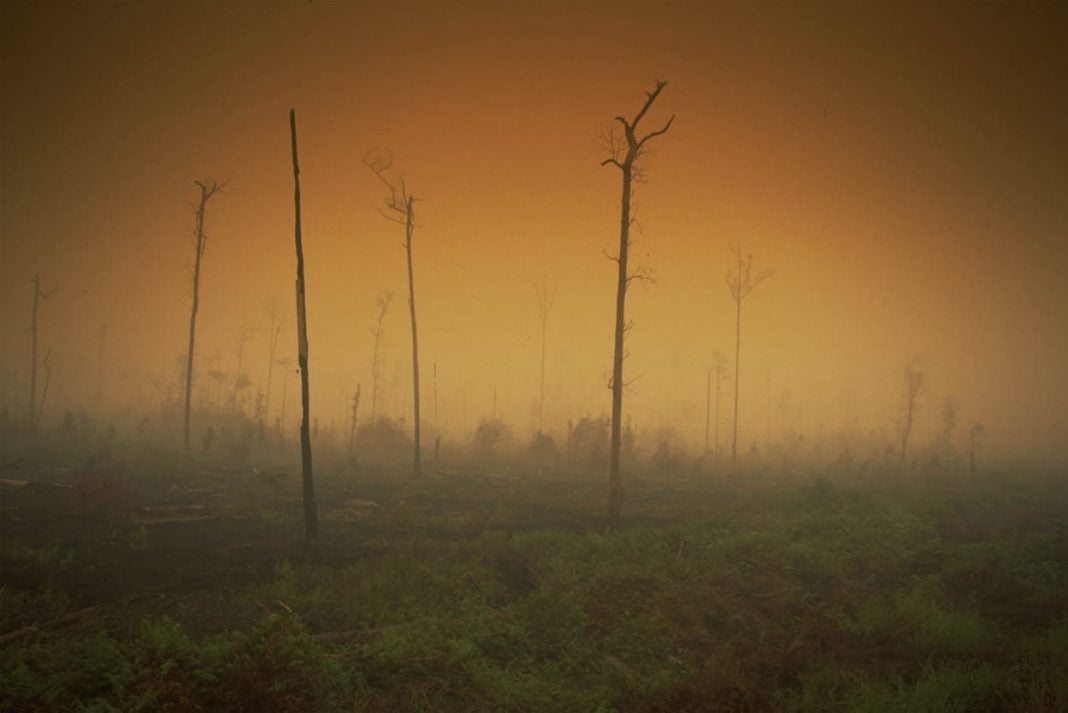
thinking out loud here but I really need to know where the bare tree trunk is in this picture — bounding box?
[732,295,741,473]
[715,360,722,467]
[725,243,774,476]
[37,347,52,425]
[608,166,631,530]
[290,109,318,541]
[897,362,926,476]
[183,180,221,460]
[705,369,711,454]
[365,153,421,479]
[404,197,422,479]
[535,279,555,435]
[27,275,55,432]
[601,81,674,531]
[28,276,40,431]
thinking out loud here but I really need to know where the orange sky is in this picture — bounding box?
[2,1,1067,461]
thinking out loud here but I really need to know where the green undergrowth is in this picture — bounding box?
[2,474,1067,711]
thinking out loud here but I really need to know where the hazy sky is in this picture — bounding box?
[2,1,1067,460]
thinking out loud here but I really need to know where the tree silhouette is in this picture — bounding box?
[27,274,57,432]
[897,360,927,475]
[534,277,556,435]
[183,180,222,459]
[725,241,774,474]
[289,109,318,541]
[601,81,674,530]
[365,151,423,479]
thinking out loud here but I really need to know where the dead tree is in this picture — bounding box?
[183,180,222,459]
[37,347,53,425]
[365,151,422,479]
[534,277,556,435]
[713,351,727,466]
[369,291,393,422]
[725,241,774,474]
[601,81,674,530]
[229,324,252,413]
[290,109,318,541]
[27,275,57,431]
[897,360,927,474]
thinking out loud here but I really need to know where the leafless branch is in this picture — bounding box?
[601,80,674,169]
[726,240,775,303]
[626,266,656,286]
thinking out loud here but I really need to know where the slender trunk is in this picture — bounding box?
[37,347,52,424]
[715,366,721,466]
[184,191,209,458]
[371,333,381,422]
[404,198,422,478]
[539,314,547,434]
[28,275,40,431]
[290,109,318,541]
[348,384,360,457]
[608,164,631,531]
[732,296,741,474]
[704,369,711,453]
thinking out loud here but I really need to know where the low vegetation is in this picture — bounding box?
[2,466,1066,711]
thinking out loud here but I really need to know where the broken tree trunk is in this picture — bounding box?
[290,109,318,541]
[600,81,674,531]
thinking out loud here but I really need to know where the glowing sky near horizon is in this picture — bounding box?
[2,1,1067,460]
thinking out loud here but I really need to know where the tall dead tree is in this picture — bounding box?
[601,81,674,531]
[37,347,53,425]
[27,275,56,431]
[534,277,556,435]
[897,360,926,474]
[726,241,774,474]
[290,109,318,540]
[365,151,422,479]
[183,180,222,459]
[369,291,393,422]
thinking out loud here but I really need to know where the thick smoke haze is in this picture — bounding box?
[2,1,1067,464]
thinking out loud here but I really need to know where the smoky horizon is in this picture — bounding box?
[2,1,1067,470]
